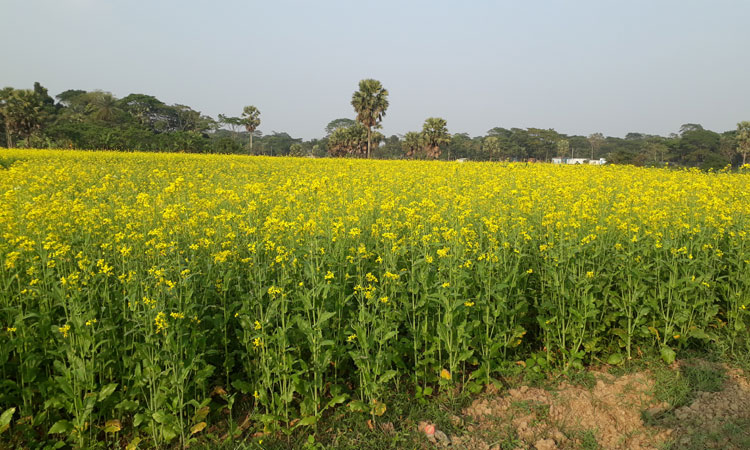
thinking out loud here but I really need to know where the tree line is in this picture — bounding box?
[1,80,748,169]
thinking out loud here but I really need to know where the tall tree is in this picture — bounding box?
[587,132,604,160]
[118,94,167,129]
[402,131,423,158]
[328,123,382,157]
[737,121,750,166]
[55,89,89,122]
[0,88,46,147]
[86,91,120,122]
[351,79,389,159]
[483,136,501,161]
[172,104,214,132]
[325,118,356,136]
[643,140,669,164]
[33,82,55,108]
[375,134,403,159]
[556,139,571,158]
[679,123,704,134]
[421,117,450,159]
[56,89,87,106]
[526,128,559,161]
[677,124,720,162]
[0,87,13,147]
[288,142,304,157]
[218,114,244,139]
[241,105,261,152]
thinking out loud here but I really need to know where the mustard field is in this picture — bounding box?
[1,149,749,447]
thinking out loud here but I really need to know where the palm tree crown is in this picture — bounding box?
[351,79,389,158]
[241,105,261,152]
[422,117,450,159]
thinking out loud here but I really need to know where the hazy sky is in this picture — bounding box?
[2,0,749,139]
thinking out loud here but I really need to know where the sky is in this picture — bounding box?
[1,0,749,139]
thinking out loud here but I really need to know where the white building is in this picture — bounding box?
[551,157,606,165]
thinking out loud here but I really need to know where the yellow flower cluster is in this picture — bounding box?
[58,324,71,338]
[155,312,168,334]
[2,149,750,441]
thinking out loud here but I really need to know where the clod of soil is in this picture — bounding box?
[448,360,750,450]
[660,361,750,449]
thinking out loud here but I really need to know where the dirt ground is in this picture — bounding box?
[434,360,750,449]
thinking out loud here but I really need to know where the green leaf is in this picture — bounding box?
[371,400,387,416]
[193,406,210,423]
[296,416,317,427]
[379,370,397,384]
[103,419,122,433]
[98,383,118,402]
[0,407,16,433]
[382,330,398,341]
[611,328,628,343]
[231,379,253,394]
[324,394,347,410]
[152,411,170,424]
[133,413,146,427]
[318,311,336,325]
[660,346,676,364]
[458,349,474,361]
[48,419,73,434]
[115,400,139,411]
[689,328,710,340]
[347,400,368,413]
[162,425,177,441]
[125,437,141,450]
[190,422,207,434]
[607,353,624,365]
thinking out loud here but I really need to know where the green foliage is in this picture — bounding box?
[401,131,423,158]
[483,136,501,161]
[0,87,48,147]
[241,106,261,152]
[327,123,382,157]
[351,79,389,158]
[421,117,450,159]
[0,83,745,168]
[288,143,305,157]
[241,106,261,133]
[737,121,750,166]
[325,118,356,136]
[1,152,749,447]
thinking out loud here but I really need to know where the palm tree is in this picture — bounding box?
[587,132,604,160]
[737,121,750,166]
[402,131,423,158]
[241,106,261,153]
[327,123,379,157]
[421,117,450,159]
[86,91,120,122]
[351,79,389,158]
[483,136,500,161]
[288,143,304,157]
[556,139,571,158]
[0,88,45,147]
[327,125,356,157]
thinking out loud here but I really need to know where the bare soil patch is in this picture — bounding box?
[440,360,750,449]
